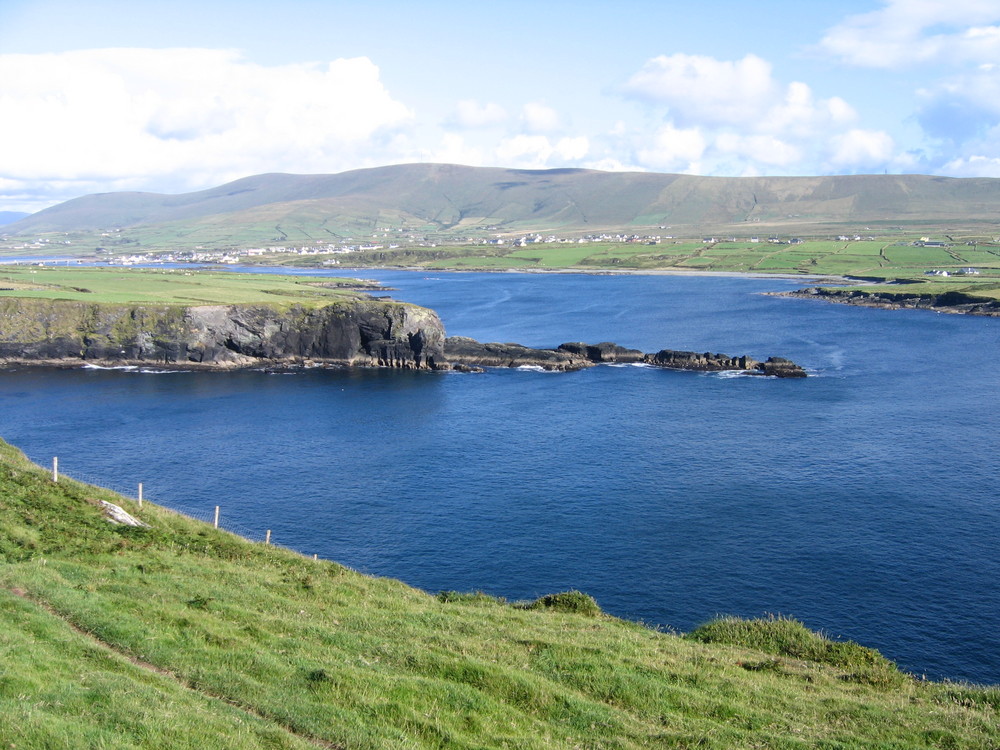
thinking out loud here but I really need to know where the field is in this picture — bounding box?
[0,267,378,306]
[1,439,999,749]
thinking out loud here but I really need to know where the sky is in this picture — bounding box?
[2,0,1000,213]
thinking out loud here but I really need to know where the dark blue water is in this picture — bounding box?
[2,271,998,684]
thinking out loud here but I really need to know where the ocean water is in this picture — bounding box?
[2,270,998,684]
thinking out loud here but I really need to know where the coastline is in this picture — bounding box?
[773,287,1000,317]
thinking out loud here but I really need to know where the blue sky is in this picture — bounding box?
[2,0,999,212]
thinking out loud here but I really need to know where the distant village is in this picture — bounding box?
[0,229,984,279]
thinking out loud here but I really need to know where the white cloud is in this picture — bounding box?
[623,52,891,176]
[635,122,706,172]
[0,48,413,207]
[555,136,589,161]
[447,99,507,129]
[716,134,802,167]
[827,129,896,169]
[623,53,776,126]
[939,154,1000,176]
[819,1,1000,68]
[521,102,561,133]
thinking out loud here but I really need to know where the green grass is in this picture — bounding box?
[0,267,376,306]
[1,438,999,748]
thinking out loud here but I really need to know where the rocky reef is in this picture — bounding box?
[778,287,1000,316]
[446,338,807,377]
[0,298,806,376]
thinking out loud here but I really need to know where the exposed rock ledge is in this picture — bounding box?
[776,287,1000,316]
[0,298,806,377]
[445,338,807,377]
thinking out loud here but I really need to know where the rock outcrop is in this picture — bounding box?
[445,338,806,377]
[0,298,447,369]
[0,299,806,376]
[778,287,1000,316]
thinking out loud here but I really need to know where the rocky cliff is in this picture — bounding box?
[0,298,447,369]
[0,298,806,376]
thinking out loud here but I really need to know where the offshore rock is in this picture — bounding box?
[646,349,807,377]
[443,337,591,371]
[445,336,806,377]
[557,341,645,363]
[0,298,447,370]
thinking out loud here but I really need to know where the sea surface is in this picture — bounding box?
[2,270,998,684]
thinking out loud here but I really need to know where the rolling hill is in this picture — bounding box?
[9,164,1000,244]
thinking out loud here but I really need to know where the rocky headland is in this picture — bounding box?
[776,287,1000,316]
[0,298,806,376]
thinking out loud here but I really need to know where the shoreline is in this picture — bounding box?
[774,287,1000,317]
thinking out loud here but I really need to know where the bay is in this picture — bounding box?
[1,270,998,684]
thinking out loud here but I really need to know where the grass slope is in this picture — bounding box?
[0,267,377,306]
[1,439,998,749]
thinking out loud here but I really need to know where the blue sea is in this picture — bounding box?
[2,270,998,684]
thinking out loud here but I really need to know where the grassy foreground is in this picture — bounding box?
[1,439,998,749]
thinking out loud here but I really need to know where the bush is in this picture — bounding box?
[525,590,602,617]
[686,615,906,688]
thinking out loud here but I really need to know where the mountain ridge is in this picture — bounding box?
[9,163,1000,238]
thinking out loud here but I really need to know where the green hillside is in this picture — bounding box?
[1,439,998,749]
[10,164,1000,243]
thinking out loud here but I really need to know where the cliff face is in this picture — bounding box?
[0,298,447,369]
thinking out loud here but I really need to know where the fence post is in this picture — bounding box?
[265,529,271,545]
[52,457,58,482]
[138,483,143,507]
[213,506,220,529]
[313,554,318,560]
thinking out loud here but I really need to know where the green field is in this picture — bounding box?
[1,439,998,749]
[0,267,377,306]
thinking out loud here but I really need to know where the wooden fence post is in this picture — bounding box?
[213,506,220,529]
[265,529,271,545]
[138,483,143,507]
[52,457,58,482]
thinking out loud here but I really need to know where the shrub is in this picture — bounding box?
[525,591,602,617]
[686,615,906,688]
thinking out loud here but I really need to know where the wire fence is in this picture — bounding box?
[49,456,322,561]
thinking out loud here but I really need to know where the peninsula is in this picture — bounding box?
[0,267,806,376]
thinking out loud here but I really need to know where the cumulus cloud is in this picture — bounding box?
[446,99,507,129]
[623,53,776,127]
[0,48,413,208]
[827,129,897,169]
[493,134,589,169]
[818,0,1000,68]
[521,102,561,133]
[716,134,802,167]
[622,51,892,175]
[634,123,706,172]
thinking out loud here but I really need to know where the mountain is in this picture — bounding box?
[9,163,1000,240]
